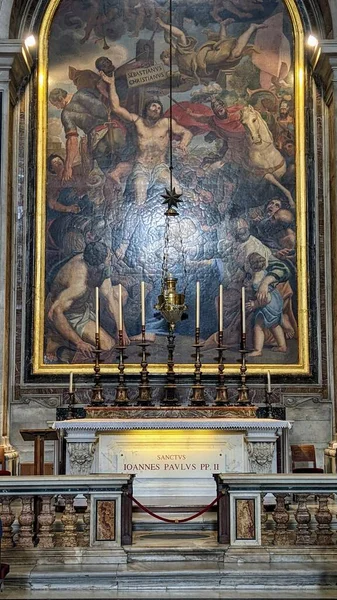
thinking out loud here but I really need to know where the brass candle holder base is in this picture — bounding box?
[114,330,129,406]
[190,327,206,406]
[66,391,76,419]
[91,333,105,406]
[237,333,251,406]
[214,331,229,406]
[136,326,153,406]
[155,276,187,407]
[162,322,180,406]
[162,385,180,406]
[265,390,273,418]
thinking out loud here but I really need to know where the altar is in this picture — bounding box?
[53,417,292,501]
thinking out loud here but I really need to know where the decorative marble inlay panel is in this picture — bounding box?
[230,492,261,546]
[96,500,116,541]
[236,498,255,540]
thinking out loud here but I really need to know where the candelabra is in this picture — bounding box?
[136,325,153,406]
[155,275,187,406]
[114,330,129,405]
[91,333,104,406]
[190,327,206,405]
[237,333,250,405]
[66,391,76,419]
[265,389,273,418]
[214,331,229,405]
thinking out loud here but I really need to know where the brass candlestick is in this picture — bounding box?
[163,322,179,405]
[191,327,206,406]
[237,332,250,405]
[136,325,152,406]
[91,333,104,406]
[66,391,76,419]
[155,275,187,406]
[265,389,273,418]
[114,329,129,405]
[214,331,229,405]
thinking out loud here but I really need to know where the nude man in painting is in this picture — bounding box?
[100,71,192,205]
[45,241,129,362]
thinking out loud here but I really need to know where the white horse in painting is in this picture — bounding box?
[240,105,294,207]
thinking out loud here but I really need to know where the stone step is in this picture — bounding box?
[5,561,337,591]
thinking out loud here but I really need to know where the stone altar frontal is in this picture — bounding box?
[53,418,292,501]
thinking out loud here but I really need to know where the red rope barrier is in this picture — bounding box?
[127,492,222,523]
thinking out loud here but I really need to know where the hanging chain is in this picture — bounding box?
[169,0,173,191]
[161,215,171,293]
[176,218,188,294]
[160,0,188,294]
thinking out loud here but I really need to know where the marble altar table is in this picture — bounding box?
[53,418,292,502]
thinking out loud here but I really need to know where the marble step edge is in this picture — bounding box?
[12,566,337,591]
[132,523,216,531]
[9,561,337,575]
[125,549,225,562]
[224,546,337,563]
[4,546,337,565]
[125,548,337,563]
[3,548,224,565]
[2,547,128,565]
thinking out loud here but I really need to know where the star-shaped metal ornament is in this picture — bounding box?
[161,187,183,216]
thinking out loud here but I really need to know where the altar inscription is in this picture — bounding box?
[98,430,246,485]
[119,449,225,477]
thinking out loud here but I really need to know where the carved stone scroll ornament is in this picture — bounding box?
[247,442,275,474]
[67,442,96,475]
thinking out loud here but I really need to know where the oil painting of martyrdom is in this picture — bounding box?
[42,0,298,369]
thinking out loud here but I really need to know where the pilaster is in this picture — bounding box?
[0,40,32,458]
[314,41,337,464]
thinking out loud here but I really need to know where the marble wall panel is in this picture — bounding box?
[10,398,60,464]
[286,399,332,468]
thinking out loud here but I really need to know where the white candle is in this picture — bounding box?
[219,284,223,333]
[267,370,271,393]
[141,281,145,327]
[95,287,99,334]
[196,281,200,329]
[119,283,123,331]
[241,286,246,334]
[69,372,73,393]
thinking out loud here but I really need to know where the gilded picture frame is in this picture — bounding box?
[34,0,308,375]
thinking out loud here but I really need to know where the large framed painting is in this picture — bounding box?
[34,0,308,375]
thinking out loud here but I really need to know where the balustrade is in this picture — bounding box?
[214,473,337,547]
[0,474,134,549]
[1,473,336,551]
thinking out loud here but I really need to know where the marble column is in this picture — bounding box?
[0,41,32,465]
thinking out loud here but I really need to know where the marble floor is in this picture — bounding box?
[3,531,337,598]
[2,588,337,599]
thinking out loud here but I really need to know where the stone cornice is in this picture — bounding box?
[53,417,292,432]
[0,40,33,104]
[312,40,337,104]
